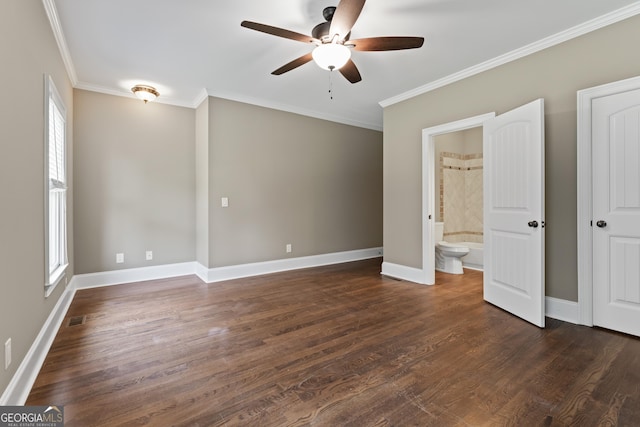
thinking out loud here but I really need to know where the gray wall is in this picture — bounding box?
[73,93,381,274]
[0,1,73,394]
[203,97,383,268]
[383,14,640,301]
[73,90,196,273]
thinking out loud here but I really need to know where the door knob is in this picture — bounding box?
[596,220,607,228]
[528,221,539,228]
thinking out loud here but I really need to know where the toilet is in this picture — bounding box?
[434,222,470,274]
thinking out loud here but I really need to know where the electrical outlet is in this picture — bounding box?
[146,250,153,261]
[286,244,292,253]
[221,197,229,208]
[116,253,124,263]
[5,338,11,370]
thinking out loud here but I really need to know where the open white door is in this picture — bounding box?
[483,99,545,327]
[592,88,640,337]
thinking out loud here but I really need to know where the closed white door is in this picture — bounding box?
[592,88,640,337]
[483,99,545,327]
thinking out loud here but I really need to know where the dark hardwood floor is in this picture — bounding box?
[27,258,640,426]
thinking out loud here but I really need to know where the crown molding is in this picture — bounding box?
[73,83,382,130]
[379,2,640,108]
[42,0,77,85]
[204,89,383,131]
[70,81,384,130]
[192,88,210,108]
[74,81,197,108]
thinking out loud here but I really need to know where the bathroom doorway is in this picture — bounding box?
[421,113,494,285]
[434,127,484,271]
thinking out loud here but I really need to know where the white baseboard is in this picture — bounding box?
[60,248,384,291]
[380,262,579,326]
[545,296,579,324]
[72,262,198,290]
[73,261,579,326]
[381,262,427,284]
[197,247,383,283]
[0,283,75,405]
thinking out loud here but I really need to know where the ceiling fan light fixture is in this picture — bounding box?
[312,43,351,71]
[131,85,159,103]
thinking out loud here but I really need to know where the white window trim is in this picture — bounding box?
[44,75,68,297]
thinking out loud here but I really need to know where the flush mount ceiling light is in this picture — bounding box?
[312,43,351,71]
[131,85,159,103]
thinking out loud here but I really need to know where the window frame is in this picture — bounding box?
[44,75,68,297]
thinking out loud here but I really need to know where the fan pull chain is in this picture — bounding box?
[328,68,334,100]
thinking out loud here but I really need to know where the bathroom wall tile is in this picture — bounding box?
[443,168,465,234]
[441,152,484,242]
[467,158,484,169]
[466,168,483,234]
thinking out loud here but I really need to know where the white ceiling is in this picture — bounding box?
[51,0,640,130]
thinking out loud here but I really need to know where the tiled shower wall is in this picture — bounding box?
[440,152,483,243]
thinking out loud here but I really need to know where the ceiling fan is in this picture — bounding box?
[241,0,424,83]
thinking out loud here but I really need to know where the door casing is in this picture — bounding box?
[421,113,495,284]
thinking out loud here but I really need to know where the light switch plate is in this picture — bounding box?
[4,338,11,370]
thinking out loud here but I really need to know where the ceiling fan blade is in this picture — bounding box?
[241,21,318,44]
[339,59,362,83]
[272,52,314,75]
[330,0,366,40]
[349,36,425,51]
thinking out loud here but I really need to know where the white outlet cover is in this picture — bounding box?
[221,197,229,208]
[116,253,124,263]
[146,251,153,260]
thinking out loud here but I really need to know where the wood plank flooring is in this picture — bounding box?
[27,258,640,426]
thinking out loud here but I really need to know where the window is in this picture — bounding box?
[45,76,68,296]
